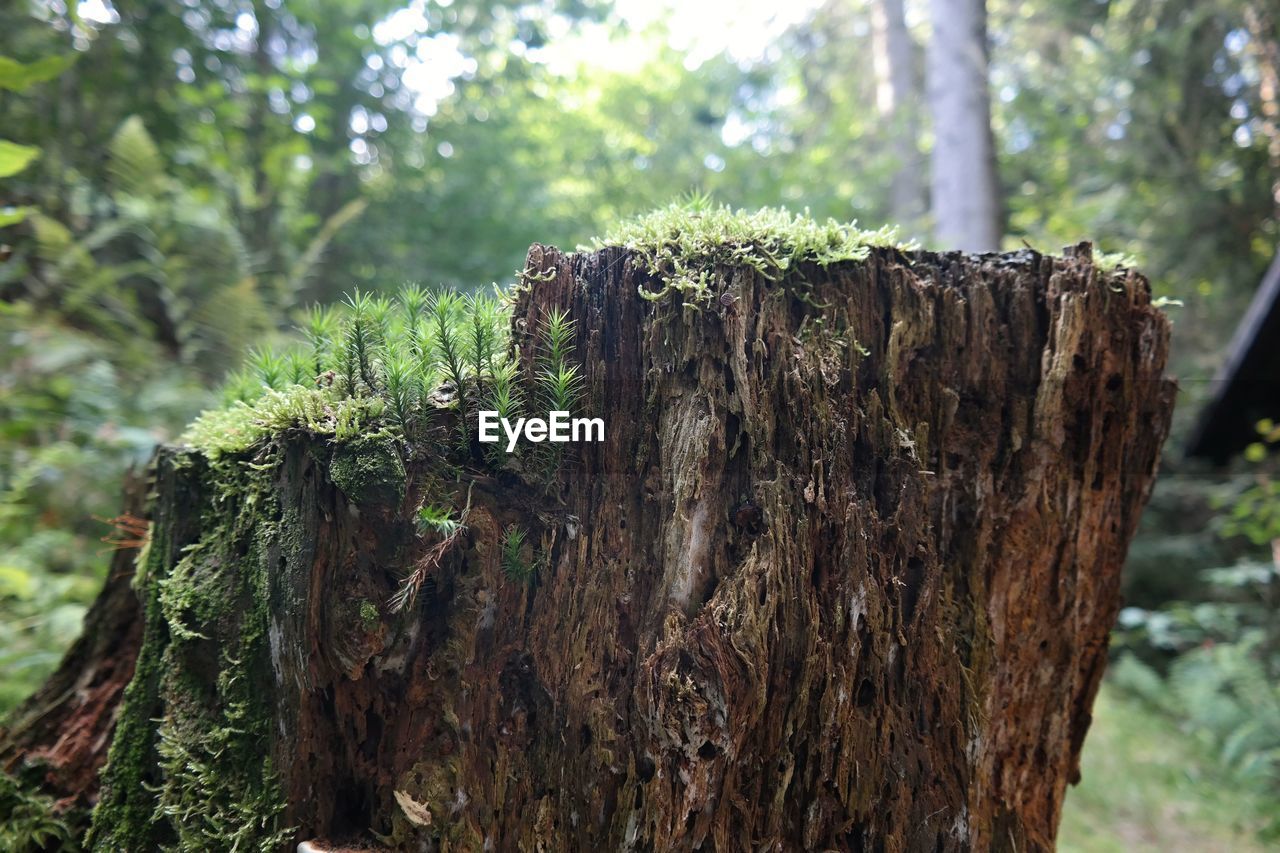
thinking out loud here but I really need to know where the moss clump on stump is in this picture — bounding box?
[329,437,406,508]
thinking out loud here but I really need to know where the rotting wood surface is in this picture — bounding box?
[3,243,1175,852]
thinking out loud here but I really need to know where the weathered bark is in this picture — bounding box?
[4,243,1173,851]
[927,0,1002,251]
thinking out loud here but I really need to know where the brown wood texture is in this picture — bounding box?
[6,244,1175,851]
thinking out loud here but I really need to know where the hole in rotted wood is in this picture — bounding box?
[857,678,875,707]
[844,822,867,853]
[699,575,719,607]
[902,557,925,624]
[697,740,718,760]
[811,558,825,588]
[1106,373,1122,391]
[581,724,593,747]
[637,754,656,783]
[330,777,371,839]
[361,713,383,762]
[1072,354,1087,372]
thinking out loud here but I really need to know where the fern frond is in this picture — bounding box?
[282,198,367,303]
[108,116,165,198]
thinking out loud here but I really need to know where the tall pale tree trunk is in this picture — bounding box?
[871,0,926,230]
[1244,5,1280,219]
[927,0,1002,251]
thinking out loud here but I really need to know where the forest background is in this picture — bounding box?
[2,1,1279,848]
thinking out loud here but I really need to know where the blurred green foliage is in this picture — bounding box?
[1059,683,1274,851]
[1111,419,1280,842]
[0,300,205,709]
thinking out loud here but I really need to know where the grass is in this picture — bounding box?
[1058,681,1275,852]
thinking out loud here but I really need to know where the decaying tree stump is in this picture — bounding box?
[1,241,1174,851]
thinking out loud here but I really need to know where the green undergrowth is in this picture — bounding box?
[0,770,77,853]
[591,196,908,306]
[1059,681,1275,852]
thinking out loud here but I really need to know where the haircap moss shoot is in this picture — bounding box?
[478,410,604,453]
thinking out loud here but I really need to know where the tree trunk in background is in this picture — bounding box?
[3,244,1173,851]
[872,0,926,230]
[927,0,1002,251]
[1244,5,1280,220]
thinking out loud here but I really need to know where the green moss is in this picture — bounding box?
[592,197,908,306]
[178,204,898,463]
[1095,250,1137,273]
[178,386,385,460]
[87,497,175,851]
[89,460,291,851]
[329,436,406,507]
[359,599,380,630]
